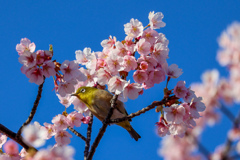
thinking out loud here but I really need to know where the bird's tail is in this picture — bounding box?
[127,126,141,141]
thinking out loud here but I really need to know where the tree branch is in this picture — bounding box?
[84,113,93,160]
[0,123,37,152]
[68,126,87,142]
[221,111,240,160]
[86,94,118,160]
[110,98,169,124]
[16,77,45,137]
[219,103,235,123]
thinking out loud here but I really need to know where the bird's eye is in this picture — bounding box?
[80,88,86,93]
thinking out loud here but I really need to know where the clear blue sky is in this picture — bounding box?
[0,1,240,160]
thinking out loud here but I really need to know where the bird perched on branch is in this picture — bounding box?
[72,86,141,141]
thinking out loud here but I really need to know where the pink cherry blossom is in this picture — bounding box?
[115,41,128,57]
[95,68,112,86]
[133,70,148,84]
[22,122,47,147]
[166,64,183,78]
[0,133,7,148]
[156,33,169,46]
[108,76,128,94]
[33,149,53,160]
[26,67,44,85]
[105,51,124,74]
[156,121,169,137]
[51,145,75,160]
[58,80,76,97]
[137,56,158,71]
[101,36,116,48]
[3,140,19,155]
[18,51,36,68]
[139,61,148,71]
[122,55,137,72]
[152,42,169,64]
[72,96,89,113]
[36,50,53,65]
[123,82,142,100]
[148,11,166,29]
[81,116,91,124]
[124,18,143,38]
[60,60,80,81]
[136,38,151,56]
[55,130,72,145]
[163,104,186,124]
[189,97,206,118]
[52,114,68,131]
[43,122,56,139]
[168,123,187,138]
[16,38,36,55]
[67,111,83,127]
[42,60,56,78]
[174,81,188,98]
[56,94,73,108]
[142,28,159,44]
[124,36,135,53]
[183,89,196,103]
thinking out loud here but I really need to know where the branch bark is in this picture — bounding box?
[86,94,118,160]
[68,126,87,142]
[84,113,93,160]
[16,77,45,137]
[0,123,37,151]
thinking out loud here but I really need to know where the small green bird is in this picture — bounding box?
[72,86,141,141]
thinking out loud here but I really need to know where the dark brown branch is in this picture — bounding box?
[0,123,37,152]
[84,113,93,160]
[110,98,169,124]
[68,126,87,141]
[86,94,118,160]
[16,77,45,137]
[221,111,240,160]
[219,103,235,123]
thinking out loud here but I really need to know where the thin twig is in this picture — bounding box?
[86,94,118,160]
[68,126,87,141]
[0,123,37,152]
[219,103,235,123]
[16,77,45,137]
[84,113,93,160]
[221,111,240,160]
[110,98,169,124]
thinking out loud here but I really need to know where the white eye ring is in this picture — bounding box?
[81,88,86,93]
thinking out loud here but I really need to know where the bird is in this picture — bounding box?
[71,86,141,141]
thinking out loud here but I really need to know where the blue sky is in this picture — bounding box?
[0,1,240,159]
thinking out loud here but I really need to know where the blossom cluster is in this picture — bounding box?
[156,81,206,138]
[159,22,240,160]
[0,137,74,160]
[11,11,208,159]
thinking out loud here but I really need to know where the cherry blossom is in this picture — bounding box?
[101,36,116,49]
[166,64,183,78]
[136,38,151,56]
[133,70,148,84]
[16,38,36,55]
[0,133,7,148]
[108,76,128,94]
[18,50,36,68]
[163,104,186,124]
[174,81,188,98]
[55,130,72,145]
[148,11,166,29]
[52,114,68,131]
[124,18,143,38]
[123,82,142,100]
[67,111,83,128]
[22,122,47,147]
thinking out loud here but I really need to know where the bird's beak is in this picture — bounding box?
[71,93,77,97]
